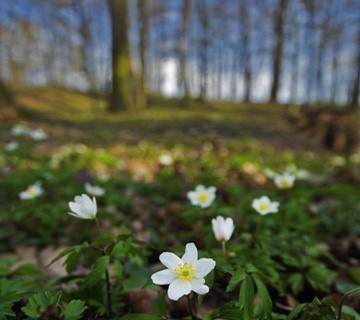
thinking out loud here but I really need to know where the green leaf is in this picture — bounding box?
[287,303,307,320]
[119,314,161,320]
[227,269,246,292]
[21,291,62,318]
[253,275,273,318]
[239,274,254,320]
[341,305,360,319]
[349,268,360,284]
[344,286,360,299]
[62,300,87,320]
[305,264,335,292]
[47,243,88,267]
[114,260,124,279]
[288,273,304,295]
[214,256,234,274]
[111,239,131,258]
[211,302,242,320]
[85,255,110,288]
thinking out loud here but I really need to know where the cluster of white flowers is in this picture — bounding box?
[11,124,47,141]
[264,164,311,188]
[33,162,298,303]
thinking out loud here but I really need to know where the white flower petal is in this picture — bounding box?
[167,279,192,301]
[189,278,209,295]
[195,185,205,192]
[159,252,182,272]
[151,269,177,285]
[194,258,216,278]
[208,186,216,194]
[69,202,81,215]
[182,243,198,263]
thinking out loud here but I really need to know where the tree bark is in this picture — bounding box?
[239,1,251,102]
[178,0,191,104]
[138,0,148,108]
[269,0,288,103]
[349,30,360,109]
[108,0,134,112]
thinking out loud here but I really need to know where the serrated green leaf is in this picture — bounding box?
[239,274,254,320]
[212,302,242,320]
[288,273,304,295]
[227,269,246,292]
[111,239,131,258]
[253,275,272,318]
[85,255,110,288]
[21,291,62,318]
[62,300,87,320]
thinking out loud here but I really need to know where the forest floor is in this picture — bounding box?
[12,87,313,150]
[0,87,359,319]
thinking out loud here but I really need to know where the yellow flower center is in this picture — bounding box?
[197,192,208,203]
[175,263,195,281]
[26,187,38,196]
[280,180,290,188]
[259,202,270,212]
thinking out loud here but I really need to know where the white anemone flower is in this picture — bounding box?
[85,183,105,196]
[252,196,279,215]
[11,124,29,136]
[263,168,277,179]
[273,173,296,189]
[68,194,97,219]
[19,182,43,200]
[158,153,174,166]
[212,216,234,242]
[151,243,215,301]
[187,185,216,208]
[296,169,310,180]
[5,141,19,151]
[29,128,48,140]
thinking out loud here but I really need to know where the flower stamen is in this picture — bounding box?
[259,202,270,211]
[175,263,195,281]
[197,192,209,203]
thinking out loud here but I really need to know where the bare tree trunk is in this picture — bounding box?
[197,0,209,101]
[239,2,252,102]
[350,30,360,109]
[138,0,148,108]
[269,0,288,103]
[178,0,191,104]
[108,0,134,112]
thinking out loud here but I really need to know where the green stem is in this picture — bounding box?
[221,241,226,257]
[95,218,101,233]
[187,294,196,320]
[105,268,112,319]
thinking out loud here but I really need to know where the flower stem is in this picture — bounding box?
[105,268,112,319]
[95,218,101,233]
[187,295,196,320]
[221,241,226,257]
